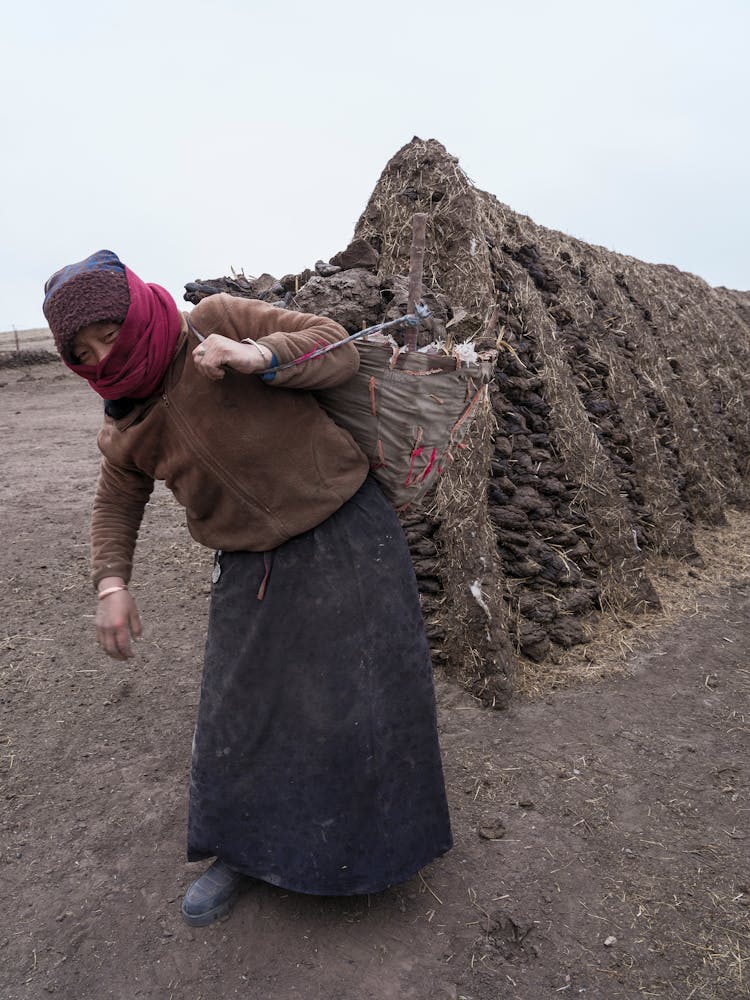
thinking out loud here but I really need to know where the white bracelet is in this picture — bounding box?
[241,338,270,368]
[98,585,128,600]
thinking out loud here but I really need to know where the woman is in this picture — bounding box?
[43,250,452,926]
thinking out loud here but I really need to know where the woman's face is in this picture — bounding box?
[72,321,122,365]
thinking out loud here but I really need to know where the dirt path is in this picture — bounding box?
[2,364,749,1000]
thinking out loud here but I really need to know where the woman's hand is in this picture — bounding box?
[192,334,272,380]
[96,577,142,661]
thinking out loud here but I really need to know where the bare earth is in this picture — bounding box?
[2,363,749,1000]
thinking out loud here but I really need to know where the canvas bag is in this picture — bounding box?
[188,310,490,509]
[315,340,490,508]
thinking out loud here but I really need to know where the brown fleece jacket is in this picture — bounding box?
[90,293,369,587]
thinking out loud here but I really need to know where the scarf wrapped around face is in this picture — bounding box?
[64,266,182,401]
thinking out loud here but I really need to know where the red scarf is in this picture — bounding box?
[66,266,182,400]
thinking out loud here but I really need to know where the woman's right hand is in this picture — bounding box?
[96,578,142,660]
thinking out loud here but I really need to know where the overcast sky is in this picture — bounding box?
[1,0,747,331]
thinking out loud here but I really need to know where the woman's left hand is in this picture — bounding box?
[192,334,272,380]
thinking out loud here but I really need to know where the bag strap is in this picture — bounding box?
[261,305,431,374]
[186,306,430,374]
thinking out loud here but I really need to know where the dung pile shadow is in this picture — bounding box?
[185,137,750,707]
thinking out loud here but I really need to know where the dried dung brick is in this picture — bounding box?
[548,618,586,648]
[329,238,380,271]
[491,506,529,531]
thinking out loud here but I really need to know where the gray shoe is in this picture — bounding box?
[181,860,245,927]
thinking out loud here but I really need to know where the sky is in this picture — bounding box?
[1,0,748,331]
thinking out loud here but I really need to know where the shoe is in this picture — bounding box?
[181,860,245,927]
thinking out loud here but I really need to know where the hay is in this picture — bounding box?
[185,136,750,703]
[430,390,515,709]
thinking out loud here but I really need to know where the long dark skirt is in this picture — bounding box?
[187,477,452,895]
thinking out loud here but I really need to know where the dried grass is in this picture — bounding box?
[198,136,750,699]
[430,393,515,708]
[354,137,750,696]
[516,508,750,698]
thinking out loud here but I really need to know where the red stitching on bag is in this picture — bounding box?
[421,447,438,480]
[450,382,486,439]
[404,446,425,486]
[371,438,387,470]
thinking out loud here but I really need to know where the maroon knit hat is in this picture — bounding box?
[43,250,131,360]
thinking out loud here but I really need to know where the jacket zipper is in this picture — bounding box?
[161,389,282,525]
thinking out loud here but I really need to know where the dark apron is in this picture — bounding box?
[187,477,452,895]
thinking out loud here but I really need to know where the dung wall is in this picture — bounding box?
[186,137,750,703]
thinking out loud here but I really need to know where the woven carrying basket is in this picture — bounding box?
[315,341,491,509]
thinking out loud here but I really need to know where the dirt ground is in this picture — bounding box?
[2,362,749,1000]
